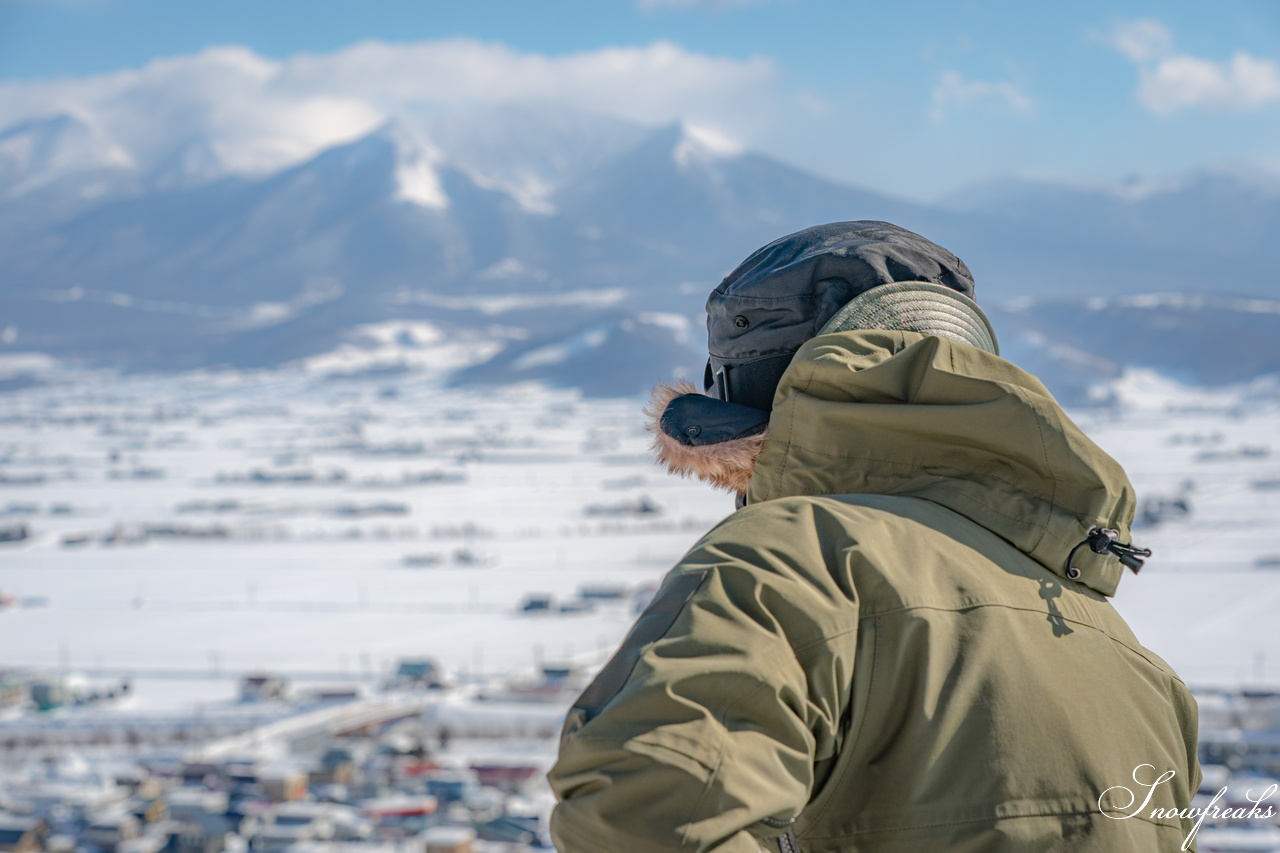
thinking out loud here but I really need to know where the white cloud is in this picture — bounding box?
[280,39,776,128]
[0,39,777,178]
[0,46,385,176]
[1140,52,1280,114]
[930,71,1033,122]
[1101,18,1174,63]
[1102,19,1280,115]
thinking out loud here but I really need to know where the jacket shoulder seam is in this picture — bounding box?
[862,603,1178,672]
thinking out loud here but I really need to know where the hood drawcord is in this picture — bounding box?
[1066,527,1152,579]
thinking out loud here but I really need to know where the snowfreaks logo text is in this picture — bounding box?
[1099,764,1277,851]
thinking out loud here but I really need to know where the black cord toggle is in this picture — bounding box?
[1067,527,1153,577]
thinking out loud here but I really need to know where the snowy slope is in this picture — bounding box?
[451,312,704,397]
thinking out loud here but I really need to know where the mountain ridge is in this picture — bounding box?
[1,105,1278,403]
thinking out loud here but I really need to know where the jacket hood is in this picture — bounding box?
[745,330,1139,596]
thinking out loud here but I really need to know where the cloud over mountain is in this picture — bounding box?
[0,40,777,184]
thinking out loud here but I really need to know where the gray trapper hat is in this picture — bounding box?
[660,281,1000,450]
[658,221,995,454]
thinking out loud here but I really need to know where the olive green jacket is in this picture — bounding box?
[548,331,1201,852]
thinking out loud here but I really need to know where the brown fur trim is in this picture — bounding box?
[644,381,767,495]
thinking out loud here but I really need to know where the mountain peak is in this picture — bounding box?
[634,121,743,171]
[367,118,449,209]
[672,122,743,168]
[409,104,647,214]
[0,112,134,197]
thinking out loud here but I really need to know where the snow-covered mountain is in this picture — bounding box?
[452,312,704,398]
[947,169,1280,257]
[939,170,1280,300]
[0,113,134,198]
[0,104,1278,402]
[0,107,932,370]
[0,113,140,234]
[989,292,1280,405]
[413,103,652,214]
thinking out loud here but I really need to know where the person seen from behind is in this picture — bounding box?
[547,221,1201,852]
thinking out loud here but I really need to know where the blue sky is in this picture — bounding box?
[1,0,1277,201]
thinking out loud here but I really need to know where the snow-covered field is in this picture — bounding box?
[0,367,731,711]
[0,364,1277,710]
[1079,371,1280,686]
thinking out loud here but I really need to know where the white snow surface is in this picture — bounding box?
[0,366,1277,713]
[0,369,732,712]
[296,320,504,377]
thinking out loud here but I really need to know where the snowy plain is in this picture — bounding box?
[0,361,1278,713]
[0,364,732,711]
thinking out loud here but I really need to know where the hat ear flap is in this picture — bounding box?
[644,381,767,496]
